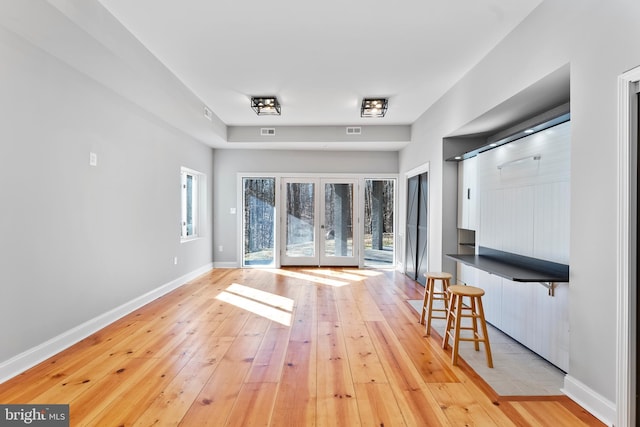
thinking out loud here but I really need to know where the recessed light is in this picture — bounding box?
[524,129,535,134]
[489,143,497,147]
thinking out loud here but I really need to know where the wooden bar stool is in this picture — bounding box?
[442,284,493,368]
[420,272,452,336]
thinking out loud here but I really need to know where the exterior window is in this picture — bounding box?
[243,177,276,266]
[181,167,204,240]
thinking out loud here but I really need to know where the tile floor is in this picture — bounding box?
[407,299,566,396]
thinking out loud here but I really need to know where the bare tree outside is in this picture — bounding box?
[243,178,276,266]
[364,179,395,266]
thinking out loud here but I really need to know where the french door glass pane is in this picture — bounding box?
[364,179,395,267]
[324,183,353,257]
[243,178,276,266]
[286,182,315,257]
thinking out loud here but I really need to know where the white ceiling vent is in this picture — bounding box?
[346,126,362,135]
[260,128,276,136]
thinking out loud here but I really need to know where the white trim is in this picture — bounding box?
[617,65,640,427]
[405,162,430,179]
[213,261,240,269]
[563,375,616,426]
[0,263,213,384]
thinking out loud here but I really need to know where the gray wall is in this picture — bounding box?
[0,5,214,364]
[212,149,399,265]
[399,0,640,410]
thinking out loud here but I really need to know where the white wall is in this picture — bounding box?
[212,149,399,265]
[0,2,214,372]
[399,0,640,418]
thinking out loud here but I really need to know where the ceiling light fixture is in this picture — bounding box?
[361,98,388,118]
[251,96,281,116]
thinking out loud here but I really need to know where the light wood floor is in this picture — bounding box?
[0,268,604,426]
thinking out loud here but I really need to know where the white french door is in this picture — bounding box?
[280,177,358,266]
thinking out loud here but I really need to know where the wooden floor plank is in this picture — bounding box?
[270,340,317,427]
[0,267,605,427]
[353,382,408,426]
[130,337,234,426]
[316,321,360,427]
[225,382,278,427]
[429,382,517,427]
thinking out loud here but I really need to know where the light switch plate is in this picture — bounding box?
[89,152,97,166]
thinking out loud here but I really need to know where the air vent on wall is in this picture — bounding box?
[203,106,213,121]
[260,128,276,136]
[346,126,361,135]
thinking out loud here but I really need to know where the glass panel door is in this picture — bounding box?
[320,179,357,266]
[281,178,319,265]
[281,178,358,266]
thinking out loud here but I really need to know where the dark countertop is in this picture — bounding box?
[447,248,569,283]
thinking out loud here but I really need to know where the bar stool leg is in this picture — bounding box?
[476,297,493,368]
[442,291,455,350]
[470,296,480,351]
[451,294,463,366]
[420,277,433,326]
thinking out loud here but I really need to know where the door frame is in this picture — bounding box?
[616,65,640,427]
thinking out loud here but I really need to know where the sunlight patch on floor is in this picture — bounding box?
[343,269,385,277]
[226,283,294,312]
[301,269,367,282]
[216,284,293,326]
[266,268,348,287]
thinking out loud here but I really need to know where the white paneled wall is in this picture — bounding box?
[477,121,571,263]
[534,182,570,263]
[457,120,571,371]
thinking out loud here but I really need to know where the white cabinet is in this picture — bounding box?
[456,262,478,286]
[457,157,477,230]
[477,270,502,329]
[499,279,569,372]
[469,269,569,372]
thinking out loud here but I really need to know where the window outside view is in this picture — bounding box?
[363,179,395,267]
[243,178,276,266]
[242,177,395,267]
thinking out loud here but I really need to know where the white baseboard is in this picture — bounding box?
[562,375,616,426]
[0,263,213,384]
[213,261,239,268]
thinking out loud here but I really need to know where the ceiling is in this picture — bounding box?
[96,0,544,149]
